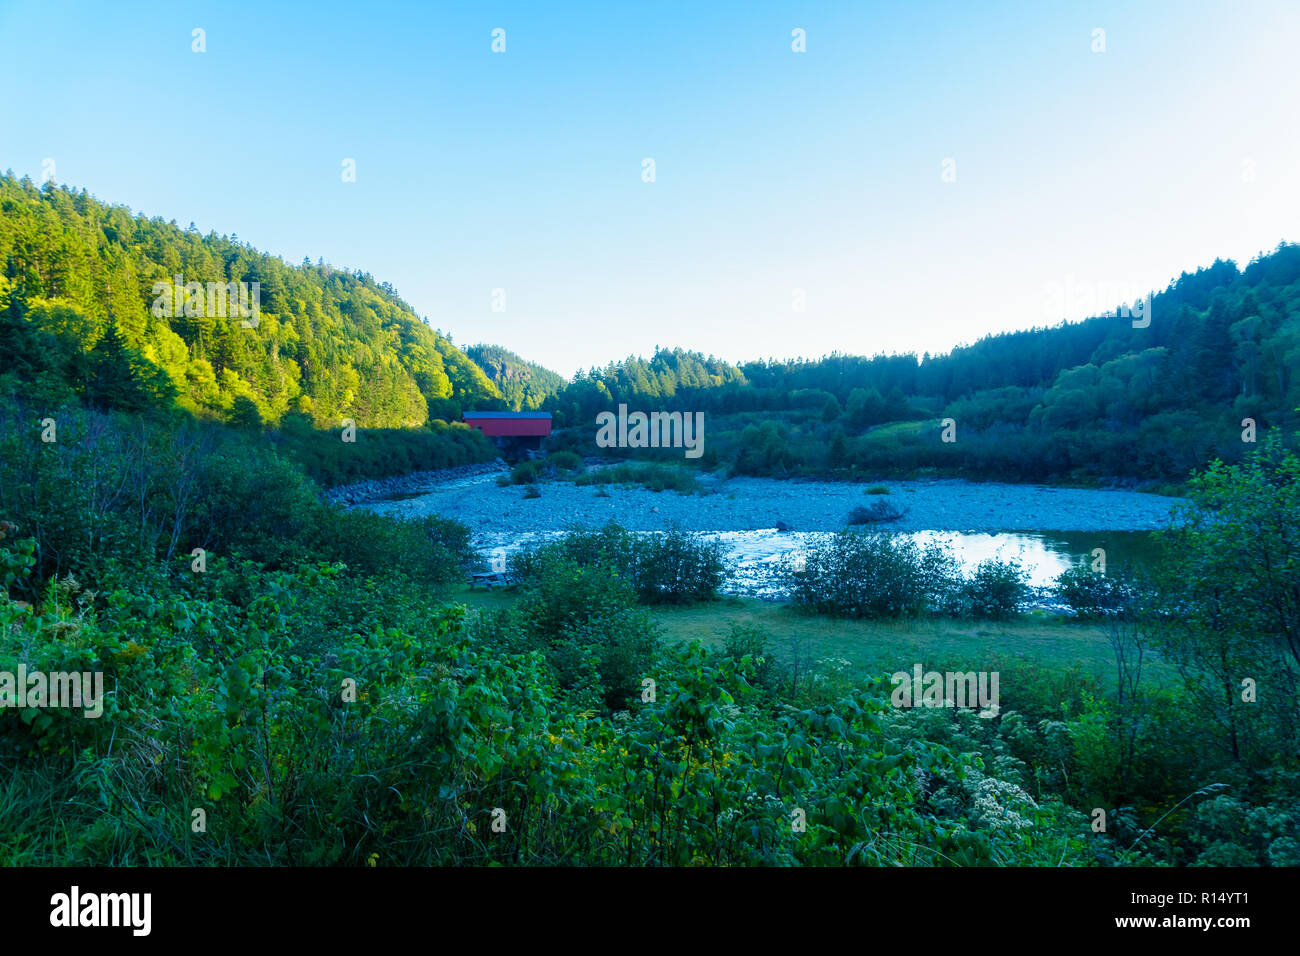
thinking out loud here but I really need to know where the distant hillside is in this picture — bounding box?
[545,347,748,425]
[8,173,1297,485]
[0,173,499,427]
[542,246,1300,482]
[464,344,567,410]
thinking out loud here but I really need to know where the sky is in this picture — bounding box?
[2,0,1298,379]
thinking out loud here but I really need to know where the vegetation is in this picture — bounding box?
[572,463,703,494]
[273,414,495,488]
[13,173,1300,494]
[847,499,907,524]
[540,244,1300,484]
[1,179,1297,867]
[787,532,964,619]
[0,174,504,488]
[3,383,1297,868]
[0,174,499,428]
[965,558,1030,621]
[464,344,567,411]
[510,523,727,606]
[1058,565,1139,620]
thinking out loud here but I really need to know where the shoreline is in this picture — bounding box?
[323,459,508,506]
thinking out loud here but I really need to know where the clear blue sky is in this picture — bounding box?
[3,0,1297,378]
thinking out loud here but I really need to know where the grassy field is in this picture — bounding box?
[449,584,1178,693]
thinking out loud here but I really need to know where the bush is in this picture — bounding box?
[511,523,726,605]
[865,485,890,495]
[510,460,545,484]
[574,463,701,494]
[631,527,727,604]
[546,450,583,473]
[277,419,495,487]
[720,622,781,693]
[1057,565,1135,618]
[303,510,472,587]
[788,531,958,618]
[523,484,542,499]
[513,553,660,709]
[964,557,1028,619]
[847,498,907,524]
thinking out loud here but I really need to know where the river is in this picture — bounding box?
[359,469,1179,600]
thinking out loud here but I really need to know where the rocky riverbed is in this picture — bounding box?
[349,467,1184,603]
[354,467,1186,535]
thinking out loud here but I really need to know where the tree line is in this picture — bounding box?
[540,245,1300,482]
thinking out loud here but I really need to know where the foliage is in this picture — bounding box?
[846,499,907,524]
[273,414,495,487]
[0,174,498,428]
[573,463,702,494]
[1149,430,1300,767]
[785,531,959,619]
[538,245,1300,483]
[1057,565,1139,619]
[464,344,567,411]
[546,450,583,473]
[964,558,1029,620]
[0,396,472,589]
[511,524,726,606]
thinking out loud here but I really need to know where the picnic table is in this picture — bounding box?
[467,570,517,591]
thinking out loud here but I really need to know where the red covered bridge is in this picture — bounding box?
[462,411,553,438]
[463,411,552,458]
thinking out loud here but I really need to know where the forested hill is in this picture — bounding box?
[0,173,498,427]
[6,173,1297,483]
[463,344,566,411]
[543,244,1300,482]
[547,347,749,423]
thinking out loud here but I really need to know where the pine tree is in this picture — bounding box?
[85,323,156,411]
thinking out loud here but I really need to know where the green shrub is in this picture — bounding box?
[510,460,545,484]
[720,622,781,693]
[1057,565,1136,619]
[964,557,1028,620]
[514,553,660,709]
[631,527,727,604]
[277,420,495,487]
[847,498,906,524]
[546,450,583,473]
[574,463,700,494]
[511,523,725,605]
[788,531,957,618]
[0,528,1117,868]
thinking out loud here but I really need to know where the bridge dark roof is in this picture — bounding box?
[463,411,552,419]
